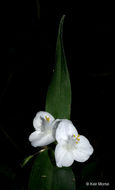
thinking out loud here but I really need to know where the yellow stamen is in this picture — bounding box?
[45,116,50,122]
[73,134,76,138]
[76,134,80,141]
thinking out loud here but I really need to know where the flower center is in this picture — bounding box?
[66,134,80,150]
[45,116,50,122]
[72,134,80,144]
[40,116,51,132]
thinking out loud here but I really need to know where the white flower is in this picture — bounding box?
[29,111,60,147]
[55,119,94,167]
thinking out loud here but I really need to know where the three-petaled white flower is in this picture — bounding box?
[29,111,60,147]
[55,119,94,167]
[29,111,94,167]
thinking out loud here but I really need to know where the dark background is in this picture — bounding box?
[0,0,113,189]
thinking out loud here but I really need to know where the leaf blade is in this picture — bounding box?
[28,150,76,190]
[21,155,34,168]
[28,150,53,190]
[52,166,76,190]
[45,15,71,119]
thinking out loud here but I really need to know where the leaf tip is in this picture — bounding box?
[60,14,66,25]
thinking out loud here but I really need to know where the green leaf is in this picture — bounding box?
[52,167,76,190]
[28,150,53,190]
[45,15,71,119]
[21,155,34,167]
[28,149,76,190]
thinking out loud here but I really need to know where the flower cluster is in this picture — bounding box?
[29,111,93,167]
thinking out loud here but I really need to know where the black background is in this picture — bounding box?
[0,0,113,189]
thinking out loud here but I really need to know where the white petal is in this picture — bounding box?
[51,119,62,138]
[29,131,40,142]
[72,135,94,162]
[55,144,74,167]
[56,119,78,144]
[33,111,55,130]
[29,132,55,147]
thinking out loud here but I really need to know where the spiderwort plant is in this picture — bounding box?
[27,15,94,190]
[29,16,93,167]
